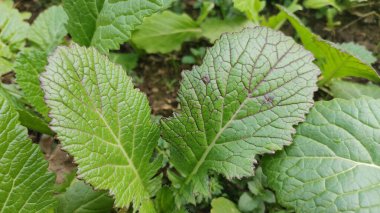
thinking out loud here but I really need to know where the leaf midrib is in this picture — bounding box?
[184,99,247,184]
[284,156,380,169]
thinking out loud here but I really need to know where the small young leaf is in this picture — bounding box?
[132,11,201,53]
[211,197,240,213]
[41,44,161,211]
[238,192,257,212]
[261,0,302,30]
[0,3,29,74]
[14,49,49,120]
[0,95,56,212]
[329,80,380,99]
[56,181,114,213]
[196,1,215,24]
[233,0,266,22]
[303,0,340,10]
[278,6,379,85]
[63,0,172,53]
[16,106,53,135]
[161,27,320,203]
[263,97,380,212]
[28,5,68,52]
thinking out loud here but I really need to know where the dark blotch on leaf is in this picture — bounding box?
[202,75,210,84]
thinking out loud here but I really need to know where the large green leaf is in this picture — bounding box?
[338,42,377,65]
[132,11,201,53]
[56,180,114,213]
[63,0,172,53]
[279,6,379,85]
[263,97,380,212]
[201,17,253,43]
[161,27,320,203]
[14,49,49,120]
[0,3,29,74]
[329,80,380,99]
[41,44,161,211]
[0,95,56,212]
[28,6,68,52]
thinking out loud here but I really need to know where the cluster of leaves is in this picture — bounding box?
[131,0,304,54]
[0,0,379,212]
[302,0,376,28]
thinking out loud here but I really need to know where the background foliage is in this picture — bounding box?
[0,0,379,212]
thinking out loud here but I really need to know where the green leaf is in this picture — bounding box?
[0,95,56,212]
[181,55,196,64]
[196,1,215,24]
[261,0,302,30]
[14,49,50,120]
[263,97,380,212]
[63,0,172,53]
[132,11,201,53]
[28,5,68,52]
[56,180,114,213]
[211,197,240,213]
[303,0,340,10]
[247,167,266,195]
[161,27,320,203]
[109,52,139,72]
[54,170,77,194]
[278,6,380,85]
[233,0,266,23]
[0,58,13,75]
[1,0,13,7]
[201,17,253,43]
[41,44,161,211]
[17,106,53,135]
[329,80,380,99]
[154,187,176,213]
[0,3,29,74]
[338,42,377,65]
[238,192,257,212]
[0,83,52,135]
[153,186,187,213]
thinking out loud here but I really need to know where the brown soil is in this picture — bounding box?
[136,54,183,117]
[14,0,60,22]
[136,40,212,116]
[39,135,76,184]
